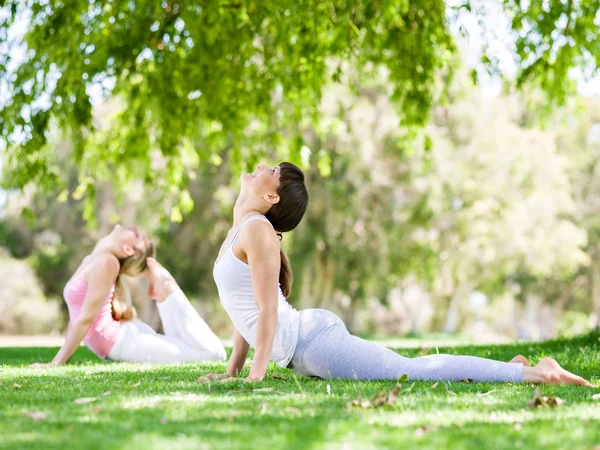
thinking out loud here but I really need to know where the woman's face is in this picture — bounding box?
[241,163,281,197]
[109,224,149,258]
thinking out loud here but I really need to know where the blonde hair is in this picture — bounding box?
[111,235,155,321]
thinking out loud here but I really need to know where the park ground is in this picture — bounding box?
[1,332,599,450]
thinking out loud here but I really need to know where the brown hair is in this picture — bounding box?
[264,162,309,297]
[111,235,155,321]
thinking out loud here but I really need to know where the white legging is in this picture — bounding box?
[107,290,226,363]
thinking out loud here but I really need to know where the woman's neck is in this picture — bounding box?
[233,193,267,226]
[91,238,119,258]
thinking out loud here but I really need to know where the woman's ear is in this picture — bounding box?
[122,245,135,257]
[263,192,280,205]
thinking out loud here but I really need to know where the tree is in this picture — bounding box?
[0,0,453,210]
[3,1,600,208]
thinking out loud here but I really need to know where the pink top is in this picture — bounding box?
[63,274,121,358]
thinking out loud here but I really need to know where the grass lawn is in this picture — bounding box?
[1,332,599,450]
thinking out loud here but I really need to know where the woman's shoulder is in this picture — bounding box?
[242,217,277,239]
[81,253,120,282]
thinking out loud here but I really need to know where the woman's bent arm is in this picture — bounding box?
[227,328,250,376]
[51,255,119,364]
[245,221,281,381]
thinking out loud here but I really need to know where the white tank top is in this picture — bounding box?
[213,215,300,368]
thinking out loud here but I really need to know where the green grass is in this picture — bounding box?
[1,332,599,450]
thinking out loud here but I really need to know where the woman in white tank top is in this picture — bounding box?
[203,162,590,386]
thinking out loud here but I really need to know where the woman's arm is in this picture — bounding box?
[36,255,119,366]
[244,221,281,381]
[226,328,250,376]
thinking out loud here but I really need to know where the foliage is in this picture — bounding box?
[0,0,454,210]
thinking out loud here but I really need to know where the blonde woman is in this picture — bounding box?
[31,224,225,366]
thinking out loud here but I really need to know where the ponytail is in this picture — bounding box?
[111,276,136,321]
[279,248,293,298]
[111,233,155,322]
[264,162,309,300]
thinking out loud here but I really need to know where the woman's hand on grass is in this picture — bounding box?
[197,373,230,382]
[30,362,56,369]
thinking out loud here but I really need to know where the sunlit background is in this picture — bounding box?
[2,0,600,343]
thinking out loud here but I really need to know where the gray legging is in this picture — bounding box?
[288,309,523,382]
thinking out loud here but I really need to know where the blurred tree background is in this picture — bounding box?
[2,0,600,339]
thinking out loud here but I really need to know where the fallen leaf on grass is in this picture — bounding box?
[132,381,142,387]
[345,384,402,409]
[527,388,564,408]
[226,387,283,394]
[23,411,46,421]
[431,382,438,389]
[102,391,112,396]
[418,348,430,356]
[592,393,600,400]
[446,390,457,396]
[13,384,21,389]
[74,397,97,405]
[478,389,500,397]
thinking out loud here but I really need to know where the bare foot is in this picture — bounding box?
[533,357,591,386]
[509,354,531,366]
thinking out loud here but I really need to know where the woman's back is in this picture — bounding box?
[63,256,121,358]
[213,215,299,367]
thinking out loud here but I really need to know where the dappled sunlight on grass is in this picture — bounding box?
[1,332,599,449]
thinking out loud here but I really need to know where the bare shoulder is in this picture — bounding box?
[242,218,278,245]
[84,253,120,282]
[235,218,279,262]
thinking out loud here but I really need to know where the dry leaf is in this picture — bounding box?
[527,388,564,408]
[74,397,97,405]
[478,389,499,397]
[132,381,142,387]
[23,411,46,421]
[346,384,402,409]
[387,384,402,405]
[460,378,473,384]
[446,390,457,396]
[227,387,280,394]
[418,348,430,356]
[13,384,22,389]
[431,382,438,389]
[102,391,112,396]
